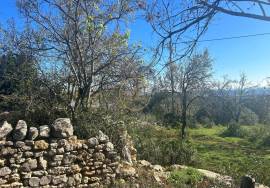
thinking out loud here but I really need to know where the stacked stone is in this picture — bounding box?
[0,118,120,187]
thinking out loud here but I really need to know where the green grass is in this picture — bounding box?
[189,126,270,186]
[168,167,203,187]
[129,124,270,186]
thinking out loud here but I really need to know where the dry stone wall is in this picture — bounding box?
[0,118,120,187]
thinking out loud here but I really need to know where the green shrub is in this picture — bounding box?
[129,125,197,165]
[237,125,270,147]
[200,117,215,128]
[187,116,198,129]
[163,112,181,127]
[197,115,215,128]
[222,122,245,137]
[239,108,259,125]
[73,110,127,153]
[260,136,270,147]
[168,168,203,187]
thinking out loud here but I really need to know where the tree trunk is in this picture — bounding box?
[168,37,175,113]
[170,68,175,113]
[181,90,187,139]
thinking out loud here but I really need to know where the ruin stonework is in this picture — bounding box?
[0,118,120,187]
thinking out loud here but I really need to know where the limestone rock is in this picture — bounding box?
[53,155,64,161]
[138,160,152,167]
[2,140,13,146]
[118,163,136,177]
[88,137,99,148]
[15,141,26,148]
[62,154,76,165]
[82,176,89,184]
[29,177,40,187]
[197,168,233,187]
[153,171,170,185]
[0,159,5,167]
[67,177,76,186]
[0,167,11,177]
[21,159,38,172]
[169,164,187,171]
[153,171,162,184]
[89,182,100,187]
[39,157,47,170]
[22,145,32,152]
[57,147,65,154]
[71,164,81,174]
[51,118,73,138]
[98,130,109,143]
[39,125,50,138]
[48,167,68,175]
[255,184,269,188]
[10,173,20,182]
[13,120,28,141]
[122,145,132,164]
[0,178,7,184]
[10,182,23,187]
[52,174,68,185]
[94,152,105,161]
[0,147,16,156]
[89,177,100,182]
[129,146,137,161]
[0,121,12,140]
[40,175,51,186]
[105,142,114,152]
[24,151,34,157]
[152,165,163,171]
[73,173,82,184]
[32,170,46,176]
[25,140,34,146]
[28,127,39,140]
[34,140,49,150]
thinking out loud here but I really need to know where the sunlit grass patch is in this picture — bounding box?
[168,167,203,187]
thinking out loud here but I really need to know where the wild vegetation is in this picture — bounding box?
[126,121,270,186]
[1,0,270,187]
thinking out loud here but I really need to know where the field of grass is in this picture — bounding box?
[129,124,270,186]
[188,126,270,185]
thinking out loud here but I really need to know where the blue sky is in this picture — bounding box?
[1,0,270,83]
[128,13,270,84]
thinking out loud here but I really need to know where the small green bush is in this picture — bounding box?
[197,116,215,128]
[73,110,127,153]
[187,116,198,129]
[129,124,197,165]
[163,112,181,127]
[236,125,270,147]
[239,107,259,125]
[222,122,245,137]
[168,168,203,187]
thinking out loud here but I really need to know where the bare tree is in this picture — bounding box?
[232,73,250,123]
[16,0,143,116]
[146,0,215,65]
[177,50,212,138]
[199,0,270,21]
[144,0,270,65]
[145,0,213,114]
[207,76,235,125]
